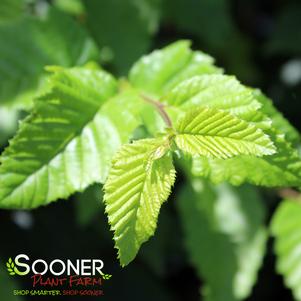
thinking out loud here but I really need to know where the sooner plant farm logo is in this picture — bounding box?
[5,254,112,297]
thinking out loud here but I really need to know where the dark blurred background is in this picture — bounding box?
[0,0,300,300]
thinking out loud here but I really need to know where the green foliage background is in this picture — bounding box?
[0,0,301,300]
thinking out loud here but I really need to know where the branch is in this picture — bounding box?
[278,188,301,200]
[141,94,173,128]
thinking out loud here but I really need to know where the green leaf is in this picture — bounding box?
[253,90,300,145]
[0,7,98,108]
[162,74,270,132]
[192,133,301,187]
[175,107,276,159]
[0,66,143,209]
[271,199,301,300]
[83,0,160,74]
[104,138,176,266]
[162,0,258,83]
[177,180,267,301]
[188,88,301,187]
[163,74,262,122]
[129,40,221,96]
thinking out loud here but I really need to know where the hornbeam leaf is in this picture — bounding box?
[129,40,221,97]
[192,133,301,187]
[0,66,143,209]
[188,89,301,187]
[104,138,176,266]
[271,199,301,301]
[163,74,262,122]
[253,90,300,145]
[175,107,276,159]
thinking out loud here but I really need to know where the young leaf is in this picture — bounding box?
[129,40,221,96]
[253,90,300,145]
[163,74,261,122]
[271,199,301,301]
[188,88,301,187]
[192,133,301,187]
[177,180,267,301]
[0,67,142,209]
[104,138,176,266]
[175,107,276,159]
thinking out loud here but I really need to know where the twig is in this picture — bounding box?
[278,188,301,200]
[141,94,173,128]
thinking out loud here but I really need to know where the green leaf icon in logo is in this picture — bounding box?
[6,258,16,276]
[6,257,25,276]
[99,271,112,280]
[102,274,112,280]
